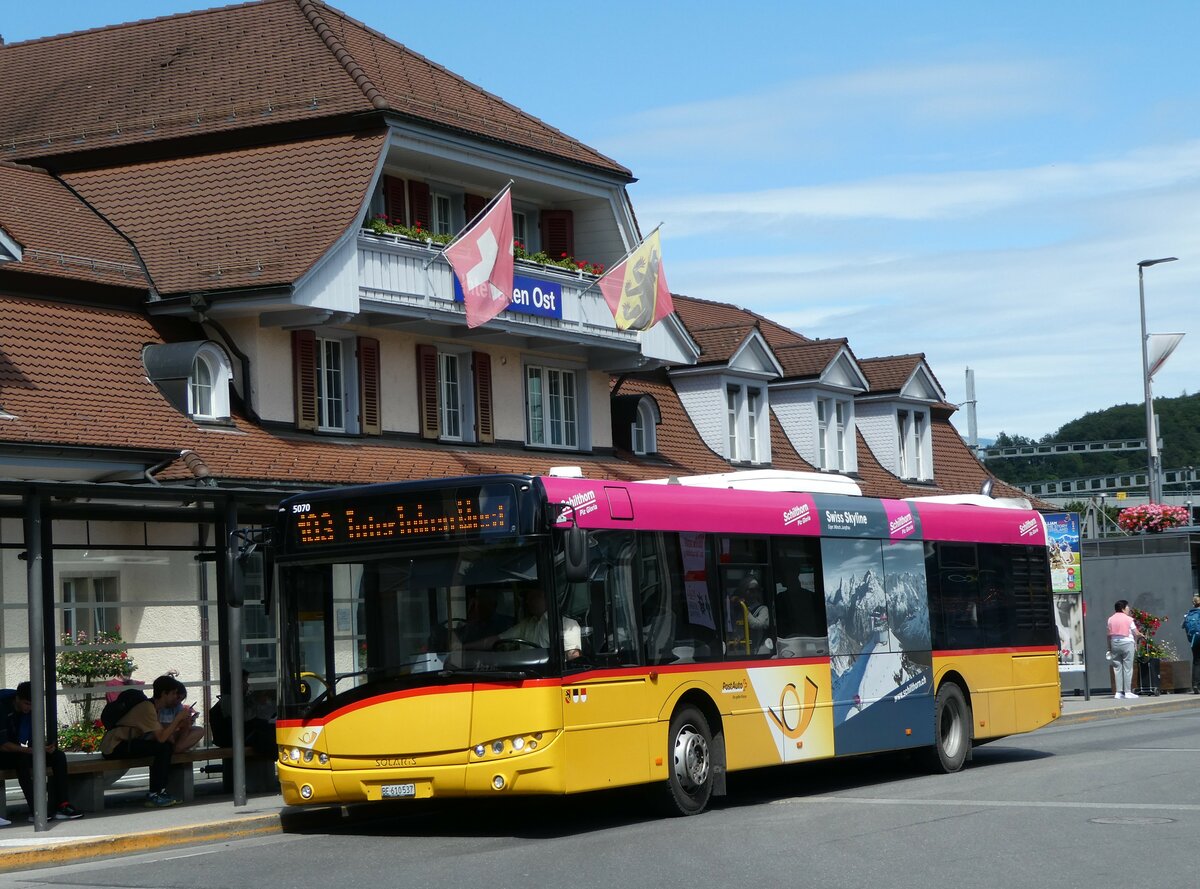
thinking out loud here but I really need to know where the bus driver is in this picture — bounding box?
[499,585,582,660]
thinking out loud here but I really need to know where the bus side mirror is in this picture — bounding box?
[564,526,589,583]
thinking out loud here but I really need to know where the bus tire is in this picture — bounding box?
[660,705,714,816]
[926,682,970,773]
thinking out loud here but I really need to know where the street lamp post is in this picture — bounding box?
[1137,256,1178,503]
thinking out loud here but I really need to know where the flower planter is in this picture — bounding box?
[1158,659,1193,692]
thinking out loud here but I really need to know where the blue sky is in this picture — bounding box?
[6,1,1199,442]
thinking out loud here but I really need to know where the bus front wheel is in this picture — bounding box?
[926,682,970,773]
[660,705,714,816]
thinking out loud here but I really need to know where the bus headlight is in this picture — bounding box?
[492,775,506,790]
[300,784,313,800]
[289,748,301,762]
[512,737,525,751]
[317,753,329,765]
[491,740,505,755]
[302,749,314,762]
[474,744,486,757]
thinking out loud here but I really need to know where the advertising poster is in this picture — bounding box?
[1044,512,1082,593]
[1045,512,1085,672]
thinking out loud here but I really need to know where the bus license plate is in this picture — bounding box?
[381,783,416,799]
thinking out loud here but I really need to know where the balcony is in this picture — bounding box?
[354,230,683,370]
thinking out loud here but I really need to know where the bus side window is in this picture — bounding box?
[639,532,718,665]
[771,537,828,657]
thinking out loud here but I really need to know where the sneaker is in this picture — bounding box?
[144,791,180,808]
[1126,691,1139,699]
[0,815,10,827]
[54,803,84,821]
[1115,693,1125,699]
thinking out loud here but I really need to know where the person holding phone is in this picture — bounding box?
[157,677,205,752]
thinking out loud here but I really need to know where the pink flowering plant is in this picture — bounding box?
[56,629,136,684]
[366,214,453,245]
[1129,607,1178,660]
[513,240,604,276]
[1117,503,1189,533]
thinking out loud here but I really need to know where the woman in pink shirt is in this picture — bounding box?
[1107,600,1145,698]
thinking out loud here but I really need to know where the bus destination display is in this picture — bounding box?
[288,485,516,548]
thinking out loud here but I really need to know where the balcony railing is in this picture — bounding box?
[356,230,637,349]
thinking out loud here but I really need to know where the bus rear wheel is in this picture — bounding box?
[660,705,713,816]
[926,682,970,773]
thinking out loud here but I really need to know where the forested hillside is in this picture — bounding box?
[986,392,1200,485]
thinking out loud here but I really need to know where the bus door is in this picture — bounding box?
[558,531,651,792]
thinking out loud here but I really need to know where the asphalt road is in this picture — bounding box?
[6,708,1199,889]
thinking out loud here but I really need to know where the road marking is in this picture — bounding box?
[776,796,1200,812]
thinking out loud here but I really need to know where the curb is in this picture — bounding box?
[0,814,283,874]
[1055,694,1200,727]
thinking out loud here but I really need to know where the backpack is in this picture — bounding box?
[100,688,149,730]
[1185,609,1200,640]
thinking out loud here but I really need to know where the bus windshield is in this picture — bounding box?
[278,539,560,717]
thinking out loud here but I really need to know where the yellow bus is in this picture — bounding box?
[272,472,1060,815]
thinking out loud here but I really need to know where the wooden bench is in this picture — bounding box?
[1,746,276,815]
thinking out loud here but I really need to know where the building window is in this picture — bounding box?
[527,365,577,448]
[914,412,925,478]
[293,332,378,435]
[817,400,828,467]
[726,382,768,464]
[417,346,493,444]
[432,193,453,236]
[816,396,851,471]
[185,343,233,421]
[513,211,528,250]
[747,388,761,463]
[439,352,462,441]
[727,386,739,459]
[317,338,345,431]
[62,576,119,639]
[632,400,658,455]
[896,407,930,480]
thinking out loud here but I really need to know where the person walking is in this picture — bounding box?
[1180,594,1200,694]
[1107,600,1145,699]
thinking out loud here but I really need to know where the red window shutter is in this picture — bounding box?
[292,330,318,432]
[416,343,439,440]
[473,351,494,444]
[408,180,432,232]
[383,175,407,226]
[463,193,487,226]
[540,209,574,259]
[357,336,381,436]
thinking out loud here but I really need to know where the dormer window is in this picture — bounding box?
[144,340,234,423]
[632,399,659,455]
[896,407,931,480]
[725,382,768,464]
[816,397,851,471]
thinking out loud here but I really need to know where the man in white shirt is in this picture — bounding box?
[500,585,582,660]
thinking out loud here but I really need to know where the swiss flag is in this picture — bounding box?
[445,187,515,328]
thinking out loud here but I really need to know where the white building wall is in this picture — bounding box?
[772,390,818,466]
[857,403,898,475]
[673,374,726,457]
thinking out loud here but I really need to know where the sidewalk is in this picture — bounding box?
[3,691,1199,873]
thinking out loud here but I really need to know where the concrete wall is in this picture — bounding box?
[1069,533,1198,695]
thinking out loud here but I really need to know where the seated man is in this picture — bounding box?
[100,674,197,808]
[495,584,582,659]
[0,682,84,821]
[156,677,206,753]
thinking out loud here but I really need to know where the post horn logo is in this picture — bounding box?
[766,677,819,739]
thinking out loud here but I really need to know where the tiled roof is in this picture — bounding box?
[0,0,627,176]
[610,373,731,476]
[0,162,147,289]
[859,353,948,399]
[62,132,386,295]
[0,293,710,487]
[672,294,807,353]
[0,295,205,449]
[773,338,850,380]
[687,324,758,365]
[859,354,923,393]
